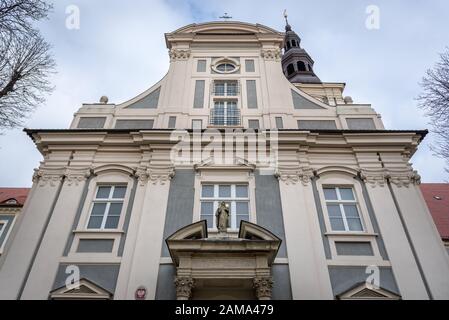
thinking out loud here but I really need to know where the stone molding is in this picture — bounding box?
[174,277,195,300]
[135,165,175,186]
[261,48,281,61]
[253,277,273,300]
[33,167,91,187]
[275,167,314,186]
[169,49,191,61]
[360,169,421,188]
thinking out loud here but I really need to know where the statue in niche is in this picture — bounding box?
[215,202,230,232]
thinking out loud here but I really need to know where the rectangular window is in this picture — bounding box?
[211,100,240,126]
[87,185,127,230]
[200,184,250,230]
[246,80,258,109]
[193,80,205,108]
[213,80,238,96]
[197,60,207,72]
[192,119,202,130]
[168,116,177,129]
[245,59,255,72]
[275,117,284,129]
[248,120,260,129]
[323,187,364,232]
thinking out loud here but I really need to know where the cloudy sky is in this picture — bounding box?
[1,0,449,187]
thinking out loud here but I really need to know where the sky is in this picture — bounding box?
[1,0,449,187]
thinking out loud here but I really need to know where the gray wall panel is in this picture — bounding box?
[0,215,15,248]
[272,265,292,300]
[155,264,177,300]
[115,120,154,129]
[246,80,258,109]
[311,179,332,259]
[52,264,120,294]
[128,87,160,109]
[77,239,114,253]
[193,80,205,109]
[161,170,195,257]
[328,266,399,297]
[197,60,207,72]
[298,120,337,130]
[347,118,376,130]
[245,59,255,72]
[254,171,287,258]
[292,90,324,109]
[77,117,106,129]
[335,242,374,256]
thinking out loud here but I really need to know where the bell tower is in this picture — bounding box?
[281,12,321,84]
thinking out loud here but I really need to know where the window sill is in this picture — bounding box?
[325,232,378,238]
[72,230,125,235]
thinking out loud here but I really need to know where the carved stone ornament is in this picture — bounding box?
[65,168,92,186]
[174,277,195,300]
[253,277,273,300]
[276,167,314,186]
[135,167,150,186]
[261,48,281,61]
[387,170,421,188]
[149,166,175,185]
[360,170,387,188]
[32,168,66,187]
[169,49,191,61]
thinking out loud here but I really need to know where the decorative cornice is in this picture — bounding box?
[387,170,421,188]
[253,277,273,300]
[32,168,66,187]
[65,168,92,186]
[275,166,314,186]
[261,48,281,61]
[360,169,387,188]
[137,165,175,186]
[169,49,191,61]
[174,277,195,300]
[360,168,421,188]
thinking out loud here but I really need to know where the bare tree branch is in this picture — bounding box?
[418,48,449,172]
[0,0,55,130]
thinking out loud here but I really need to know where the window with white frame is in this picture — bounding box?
[87,185,127,230]
[200,184,249,230]
[323,187,364,232]
[213,80,238,96]
[210,100,240,126]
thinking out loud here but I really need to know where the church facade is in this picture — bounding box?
[1,20,449,300]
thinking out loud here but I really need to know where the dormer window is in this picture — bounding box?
[297,61,307,72]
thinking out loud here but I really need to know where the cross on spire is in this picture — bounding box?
[283,9,292,31]
[219,13,232,21]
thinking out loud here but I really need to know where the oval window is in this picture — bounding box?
[216,63,236,73]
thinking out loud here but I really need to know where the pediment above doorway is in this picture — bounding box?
[165,221,281,300]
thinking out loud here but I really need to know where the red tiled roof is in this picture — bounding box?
[0,188,30,206]
[420,184,449,240]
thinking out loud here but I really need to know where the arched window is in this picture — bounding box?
[291,39,296,47]
[286,42,291,50]
[308,64,313,72]
[287,64,295,76]
[297,61,306,72]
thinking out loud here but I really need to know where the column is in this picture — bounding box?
[123,165,174,300]
[21,168,91,299]
[174,276,195,300]
[253,277,273,300]
[361,169,428,299]
[0,168,65,300]
[388,172,449,299]
[277,167,334,300]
